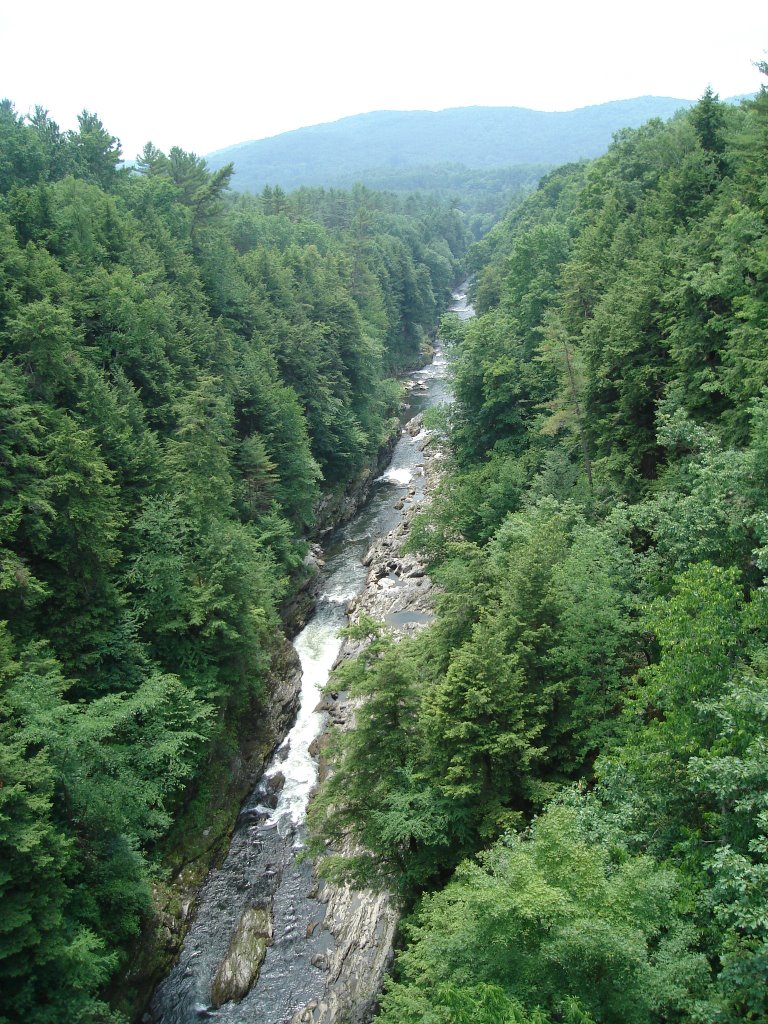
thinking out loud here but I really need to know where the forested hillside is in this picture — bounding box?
[309,81,768,1023]
[0,101,466,1022]
[207,98,696,192]
[207,99,705,241]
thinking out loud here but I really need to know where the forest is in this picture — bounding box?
[0,102,466,1022]
[307,79,768,1023]
[3,71,768,1024]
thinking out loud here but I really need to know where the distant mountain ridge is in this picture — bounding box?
[207,97,700,192]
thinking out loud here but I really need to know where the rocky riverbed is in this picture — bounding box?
[290,413,444,1024]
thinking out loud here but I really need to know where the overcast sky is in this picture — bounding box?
[1,0,766,162]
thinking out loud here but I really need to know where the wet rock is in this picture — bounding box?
[210,904,273,1008]
[238,807,270,827]
[253,772,284,810]
[314,692,339,714]
[293,1001,319,1023]
[405,414,424,436]
[299,411,446,1023]
[314,431,399,536]
[275,741,290,762]
[265,771,285,796]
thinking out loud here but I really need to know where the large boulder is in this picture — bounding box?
[210,904,273,1008]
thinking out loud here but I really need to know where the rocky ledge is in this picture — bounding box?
[292,414,444,1024]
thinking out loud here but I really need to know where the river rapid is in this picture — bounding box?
[148,289,470,1024]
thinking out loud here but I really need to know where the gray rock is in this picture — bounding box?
[295,411,446,1023]
[210,904,273,1008]
[265,771,285,796]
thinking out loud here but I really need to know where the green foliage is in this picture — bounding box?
[308,623,455,892]
[0,623,205,1023]
[206,99,701,195]
[0,101,465,1017]
[313,502,641,889]
[377,981,557,1024]
[305,84,768,1024]
[379,804,706,1024]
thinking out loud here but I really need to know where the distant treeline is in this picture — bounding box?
[207,97,698,192]
[284,165,552,240]
[0,101,467,1022]
[309,82,768,1024]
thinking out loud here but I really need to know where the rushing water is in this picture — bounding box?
[149,292,466,1024]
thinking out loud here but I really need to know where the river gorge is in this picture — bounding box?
[148,290,471,1023]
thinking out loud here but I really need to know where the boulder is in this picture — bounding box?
[210,904,273,1008]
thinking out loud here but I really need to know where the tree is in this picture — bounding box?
[67,111,122,189]
[308,621,453,892]
[379,804,706,1024]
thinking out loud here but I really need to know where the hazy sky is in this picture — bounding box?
[1,0,766,161]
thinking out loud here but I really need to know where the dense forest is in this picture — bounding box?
[208,99,711,243]
[308,80,768,1023]
[4,71,768,1024]
[0,101,467,1022]
[286,165,552,243]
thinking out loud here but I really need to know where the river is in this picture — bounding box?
[148,288,470,1024]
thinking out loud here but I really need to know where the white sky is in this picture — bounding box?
[1,0,766,161]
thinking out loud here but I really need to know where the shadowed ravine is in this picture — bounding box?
[148,290,471,1024]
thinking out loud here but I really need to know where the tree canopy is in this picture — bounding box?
[0,98,467,1022]
[309,82,768,1024]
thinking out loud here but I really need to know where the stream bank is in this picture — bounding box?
[113,429,405,1022]
[143,286,467,1023]
[146,342,450,1023]
[290,414,445,1024]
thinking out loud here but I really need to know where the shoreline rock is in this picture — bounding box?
[210,904,273,1008]
[291,414,444,1024]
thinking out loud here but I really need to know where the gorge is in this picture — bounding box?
[148,290,469,1023]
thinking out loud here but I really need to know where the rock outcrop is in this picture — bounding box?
[313,428,400,536]
[210,904,273,1008]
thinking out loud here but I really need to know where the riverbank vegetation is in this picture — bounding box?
[309,78,768,1023]
[0,102,467,1022]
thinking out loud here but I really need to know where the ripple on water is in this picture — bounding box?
[376,467,413,486]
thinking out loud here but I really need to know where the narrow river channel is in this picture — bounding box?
[149,289,471,1024]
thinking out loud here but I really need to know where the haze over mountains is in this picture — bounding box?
[207,96,700,192]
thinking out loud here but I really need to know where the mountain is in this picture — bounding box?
[206,97,698,192]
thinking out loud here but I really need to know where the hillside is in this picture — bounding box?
[308,83,768,1024]
[0,101,468,1023]
[207,97,696,191]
